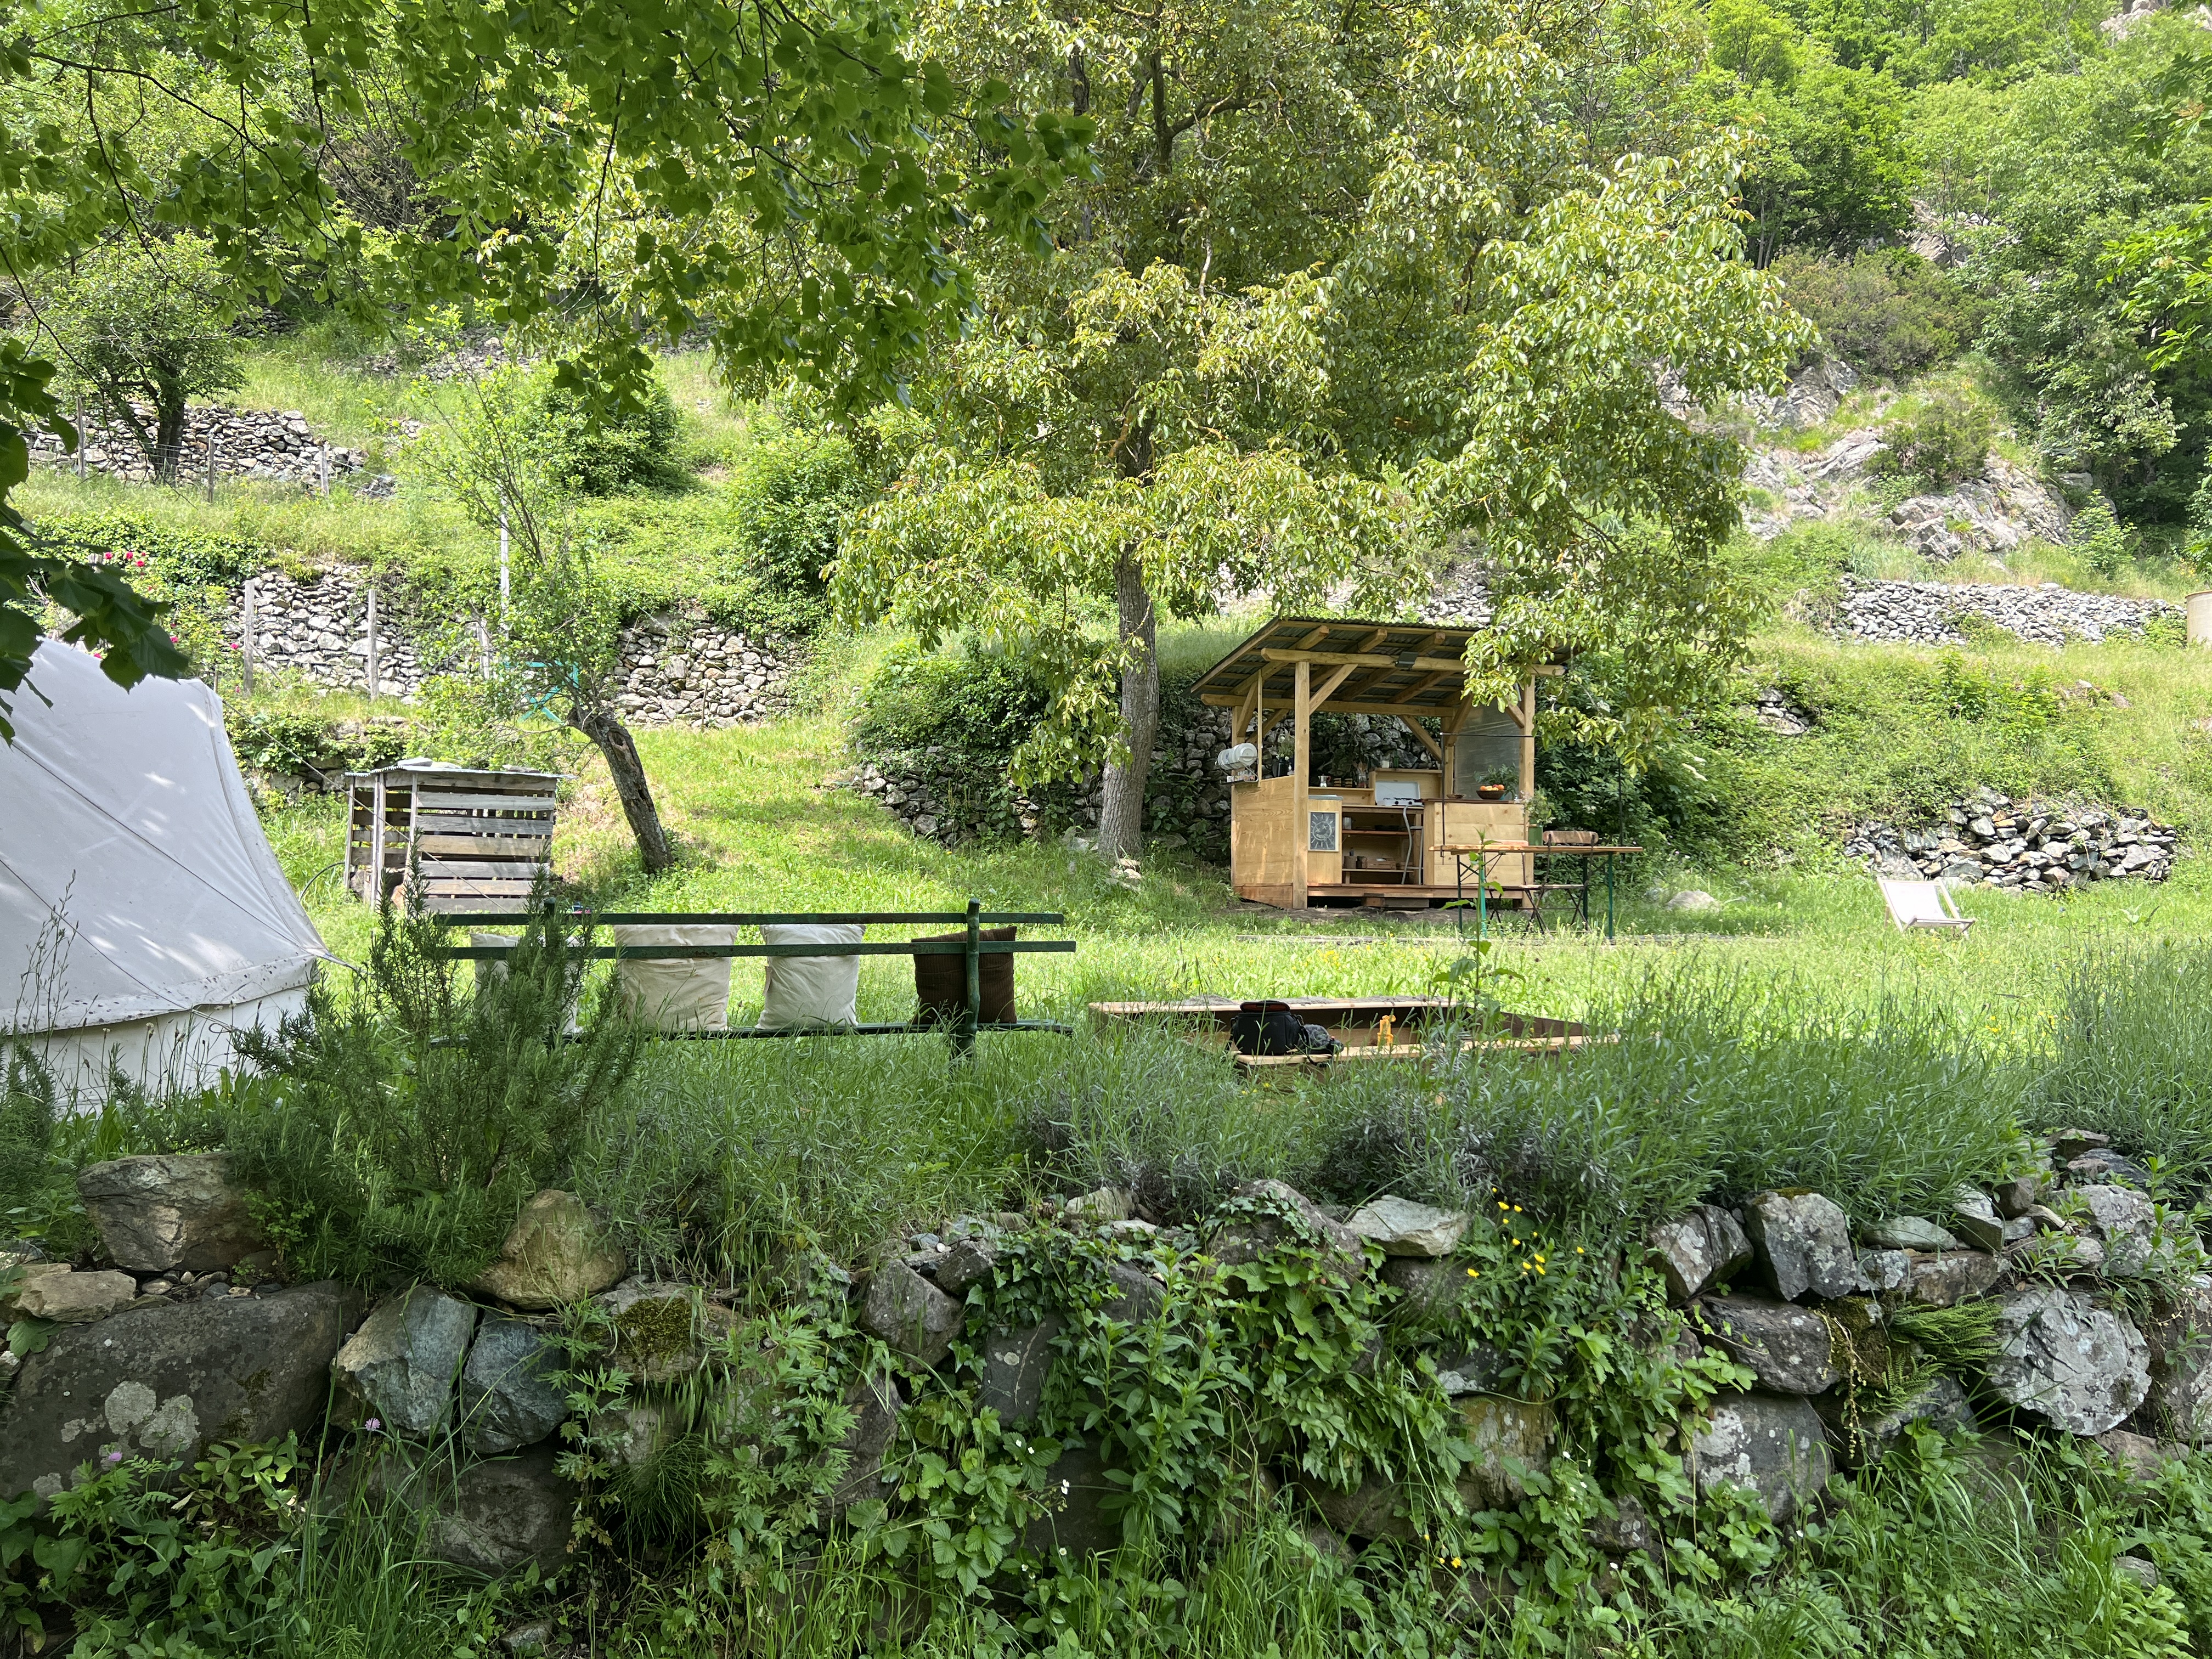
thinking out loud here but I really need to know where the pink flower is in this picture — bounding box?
[105,1451,123,1464]
[363,1418,381,1432]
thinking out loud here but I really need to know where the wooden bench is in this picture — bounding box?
[431,899,1075,1056]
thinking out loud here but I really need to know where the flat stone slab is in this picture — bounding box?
[1700,1295,1839,1395]
[1346,1197,1468,1257]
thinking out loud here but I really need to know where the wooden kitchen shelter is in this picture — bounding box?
[1192,617,1554,911]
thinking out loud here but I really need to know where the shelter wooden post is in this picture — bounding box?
[1292,659,1311,910]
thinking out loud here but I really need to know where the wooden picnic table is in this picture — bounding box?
[1437,843,1644,940]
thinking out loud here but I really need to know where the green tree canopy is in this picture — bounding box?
[14,233,244,483]
[837,0,1813,856]
[0,0,1087,734]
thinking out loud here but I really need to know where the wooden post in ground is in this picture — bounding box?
[1292,658,1311,911]
[241,578,256,693]
[204,436,217,502]
[365,588,380,703]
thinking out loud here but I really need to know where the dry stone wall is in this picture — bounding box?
[1828,577,2179,647]
[8,1128,2204,1576]
[218,577,801,727]
[1845,789,2182,890]
[29,403,396,496]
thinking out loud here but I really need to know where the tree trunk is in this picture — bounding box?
[573,702,675,873]
[153,374,189,486]
[1094,549,1159,861]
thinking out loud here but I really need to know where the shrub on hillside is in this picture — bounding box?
[853,641,1054,756]
[1869,390,1992,488]
[2069,493,2136,579]
[1771,247,1981,380]
[540,374,683,494]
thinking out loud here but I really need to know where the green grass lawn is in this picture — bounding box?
[272,631,2212,1042]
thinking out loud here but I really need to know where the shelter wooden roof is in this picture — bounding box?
[1190,617,1482,716]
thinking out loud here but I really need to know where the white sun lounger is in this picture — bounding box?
[1878,877,1976,935]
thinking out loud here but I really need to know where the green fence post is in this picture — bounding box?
[956,898,981,1063]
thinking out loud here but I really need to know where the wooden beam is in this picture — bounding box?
[1310,663,1358,709]
[1296,624,1332,650]
[1391,670,1449,705]
[1261,648,1466,674]
[1278,700,1465,720]
[1293,660,1311,910]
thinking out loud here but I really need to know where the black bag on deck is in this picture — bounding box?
[1232,1000,1313,1056]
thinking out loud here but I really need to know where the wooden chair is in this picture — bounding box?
[1877,877,1976,936]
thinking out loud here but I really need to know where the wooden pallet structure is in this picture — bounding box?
[343,765,561,912]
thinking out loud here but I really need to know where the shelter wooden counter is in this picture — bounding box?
[1194,616,1563,911]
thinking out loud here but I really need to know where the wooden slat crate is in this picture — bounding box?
[343,766,561,913]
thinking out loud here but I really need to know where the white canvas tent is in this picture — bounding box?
[2,640,331,1096]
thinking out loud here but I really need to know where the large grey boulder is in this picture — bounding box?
[861,1260,962,1366]
[1699,1295,1839,1395]
[1207,1181,1365,1273]
[823,1370,902,1515]
[333,1288,479,1435]
[1380,1255,1479,1320]
[981,1318,1064,1424]
[1889,1251,2004,1308]
[2075,1185,2157,1277]
[1691,1392,1833,1524]
[467,1190,627,1311]
[1,1282,359,1503]
[1346,1197,1468,1258]
[1647,1206,1754,1303]
[360,1442,574,1577]
[76,1154,265,1275]
[1455,1395,1554,1509]
[1301,1469,1417,1542]
[1745,1192,1864,1302]
[2136,1278,2212,1442]
[458,1316,570,1455]
[1987,1287,2149,1436]
[1098,1261,1166,1324]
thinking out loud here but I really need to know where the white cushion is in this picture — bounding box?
[756,924,862,1030]
[609,925,736,1031]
